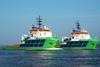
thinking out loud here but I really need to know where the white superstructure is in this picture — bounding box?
[21,16,53,41]
[63,21,91,42]
[29,25,52,39]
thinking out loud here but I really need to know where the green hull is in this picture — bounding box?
[3,37,61,50]
[60,39,97,49]
[3,38,97,50]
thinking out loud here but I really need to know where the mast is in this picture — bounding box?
[76,20,81,31]
[37,16,42,28]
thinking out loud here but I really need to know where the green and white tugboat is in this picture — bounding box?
[61,21,97,49]
[4,18,97,50]
[5,16,61,50]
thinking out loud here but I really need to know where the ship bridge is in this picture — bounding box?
[70,21,91,41]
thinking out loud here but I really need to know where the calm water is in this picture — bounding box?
[0,49,100,67]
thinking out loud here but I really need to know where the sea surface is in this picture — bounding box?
[0,49,100,67]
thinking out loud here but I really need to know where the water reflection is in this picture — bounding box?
[0,49,100,67]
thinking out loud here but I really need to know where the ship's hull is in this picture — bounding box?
[60,39,97,49]
[3,37,62,50]
[3,47,62,51]
[3,38,97,50]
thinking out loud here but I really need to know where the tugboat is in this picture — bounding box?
[4,19,97,50]
[61,21,97,49]
[5,16,61,50]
